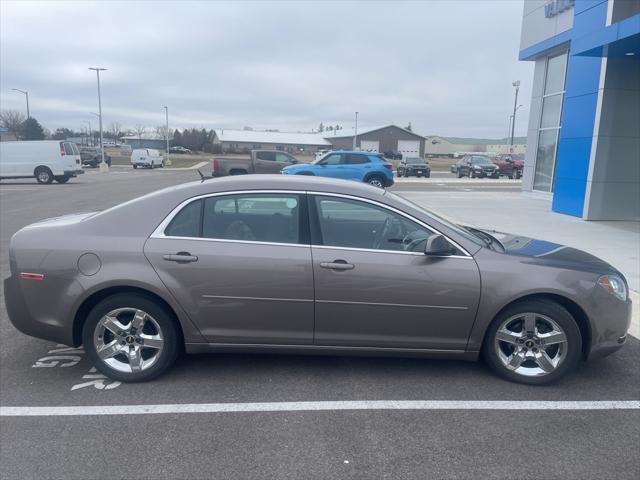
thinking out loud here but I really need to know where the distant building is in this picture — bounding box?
[122,133,167,150]
[325,125,426,158]
[212,129,330,154]
[0,127,17,142]
[424,136,527,157]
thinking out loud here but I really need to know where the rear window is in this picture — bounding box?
[165,199,203,237]
[346,154,369,164]
[62,142,75,155]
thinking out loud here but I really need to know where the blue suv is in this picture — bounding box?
[281,150,394,188]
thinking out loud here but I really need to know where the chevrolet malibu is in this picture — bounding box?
[4,176,631,384]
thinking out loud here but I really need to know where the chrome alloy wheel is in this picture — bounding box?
[93,307,164,373]
[368,178,384,188]
[494,312,568,377]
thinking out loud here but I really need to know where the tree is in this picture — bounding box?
[172,129,182,147]
[318,122,324,133]
[134,125,146,147]
[108,122,122,139]
[52,127,75,140]
[20,117,45,140]
[0,110,26,138]
[242,126,253,131]
[155,125,168,139]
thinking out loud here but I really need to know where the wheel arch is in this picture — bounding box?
[482,293,592,359]
[72,285,185,348]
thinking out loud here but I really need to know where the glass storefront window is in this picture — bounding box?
[544,52,567,95]
[540,94,563,129]
[533,129,559,192]
[533,52,568,192]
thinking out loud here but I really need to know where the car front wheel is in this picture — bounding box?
[82,293,180,382]
[483,299,581,385]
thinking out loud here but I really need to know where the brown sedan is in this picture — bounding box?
[4,175,631,384]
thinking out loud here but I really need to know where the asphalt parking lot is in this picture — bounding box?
[1,169,638,480]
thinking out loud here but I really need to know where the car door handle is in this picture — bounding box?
[320,260,355,271]
[163,252,198,263]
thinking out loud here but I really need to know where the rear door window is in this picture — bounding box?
[202,193,302,244]
[256,151,276,161]
[346,154,369,164]
[62,142,75,155]
[164,199,203,237]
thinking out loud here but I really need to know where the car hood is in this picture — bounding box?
[486,230,619,275]
[282,164,310,173]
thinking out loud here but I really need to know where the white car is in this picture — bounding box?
[0,140,84,184]
[131,149,164,169]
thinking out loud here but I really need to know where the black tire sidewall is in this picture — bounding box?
[482,299,582,385]
[82,293,180,382]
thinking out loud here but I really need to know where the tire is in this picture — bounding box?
[150,161,155,169]
[366,175,385,188]
[482,299,582,385]
[133,164,138,169]
[160,160,165,168]
[425,172,430,178]
[34,166,53,184]
[82,293,181,382]
[456,170,463,178]
[470,170,476,178]
[516,169,522,180]
[54,175,70,184]
[295,172,314,176]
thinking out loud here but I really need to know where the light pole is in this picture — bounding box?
[163,106,171,166]
[12,89,30,119]
[353,111,359,150]
[89,67,108,172]
[508,104,524,153]
[510,80,520,147]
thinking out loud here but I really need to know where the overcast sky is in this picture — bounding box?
[1,0,533,138]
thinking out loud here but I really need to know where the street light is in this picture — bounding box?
[12,89,30,119]
[353,111,359,150]
[89,67,108,172]
[507,105,524,143]
[510,80,521,147]
[163,106,171,166]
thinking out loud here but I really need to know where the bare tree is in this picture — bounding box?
[154,125,168,139]
[108,122,122,139]
[134,124,146,147]
[0,110,26,137]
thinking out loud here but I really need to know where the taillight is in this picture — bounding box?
[383,163,392,170]
[212,159,220,172]
[60,146,65,156]
[21,272,44,280]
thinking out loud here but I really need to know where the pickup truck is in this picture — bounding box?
[493,154,524,179]
[211,150,299,176]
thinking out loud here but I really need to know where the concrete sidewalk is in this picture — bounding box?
[401,190,640,337]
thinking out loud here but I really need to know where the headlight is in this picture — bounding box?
[598,274,627,301]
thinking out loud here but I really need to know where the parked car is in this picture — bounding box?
[397,157,431,178]
[493,154,524,179]
[383,149,403,160]
[131,149,164,169]
[0,140,84,184]
[80,147,112,168]
[169,146,192,154]
[5,176,631,384]
[212,150,298,177]
[282,150,394,188]
[452,155,499,178]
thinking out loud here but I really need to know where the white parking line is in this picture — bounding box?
[2,400,638,417]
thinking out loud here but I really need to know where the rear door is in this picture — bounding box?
[144,192,314,344]
[343,153,371,180]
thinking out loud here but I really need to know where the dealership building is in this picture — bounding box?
[519,0,639,220]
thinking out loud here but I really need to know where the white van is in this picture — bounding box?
[0,141,84,184]
[131,149,164,169]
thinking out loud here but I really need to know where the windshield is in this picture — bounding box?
[384,191,485,247]
[471,156,493,164]
[406,158,423,164]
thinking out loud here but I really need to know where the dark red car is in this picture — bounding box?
[493,154,524,179]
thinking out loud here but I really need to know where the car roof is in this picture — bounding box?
[330,150,383,155]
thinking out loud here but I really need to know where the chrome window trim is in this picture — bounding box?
[150,189,473,258]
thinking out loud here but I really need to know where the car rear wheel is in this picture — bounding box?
[483,299,581,385]
[133,164,138,169]
[82,293,180,382]
[34,166,53,184]
[366,175,385,188]
[456,170,464,178]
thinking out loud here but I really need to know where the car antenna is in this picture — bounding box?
[197,169,205,181]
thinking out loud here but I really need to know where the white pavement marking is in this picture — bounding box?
[1,400,639,417]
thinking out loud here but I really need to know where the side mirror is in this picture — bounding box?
[424,234,456,256]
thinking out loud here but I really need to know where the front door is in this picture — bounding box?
[144,192,314,344]
[309,194,481,350]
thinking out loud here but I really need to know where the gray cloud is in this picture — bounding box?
[1,0,533,137]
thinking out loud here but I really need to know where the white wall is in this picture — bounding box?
[520,0,574,51]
